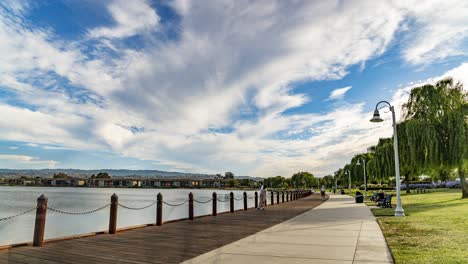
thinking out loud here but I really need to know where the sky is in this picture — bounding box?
[0,0,467,177]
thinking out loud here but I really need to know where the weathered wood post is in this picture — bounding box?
[212,192,217,216]
[189,192,194,220]
[270,191,274,205]
[33,194,48,247]
[243,192,247,210]
[254,191,258,208]
[282,191,285,203]
[156,193,163,226]
[230,192,234,213]
[276,191,280,204]
[109,193,118,234]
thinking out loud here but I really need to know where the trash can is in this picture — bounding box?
[355,195,363,203]
[355,191,363,203]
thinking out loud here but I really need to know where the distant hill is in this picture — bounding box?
[0,169,259,180]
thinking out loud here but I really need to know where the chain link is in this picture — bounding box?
[216,198,229,202]
[118,201,157,210]
[0,207,37,222]
[48,204,110,215]
[163,200,188,207]
[194,198,213,204]
[234,197,244,201]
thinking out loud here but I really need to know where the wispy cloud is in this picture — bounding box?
[327,86,352,101]
[0,1,467,176]
[88,0,159,39]
[0,155,58,168]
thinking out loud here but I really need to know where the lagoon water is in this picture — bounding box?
[0,186,256,246]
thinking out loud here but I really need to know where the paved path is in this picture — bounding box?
[183,194,393,264]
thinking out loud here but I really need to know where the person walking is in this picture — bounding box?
[320,185,326,199]
[257,183,266,210]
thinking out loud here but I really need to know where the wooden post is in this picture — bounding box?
[254,191,258,208]
[286,191,289,202]
[243,192,247,210]
[230,192,234,213]
[156,193,162,226]
[109,193,118,234]
[212,192,217,216]
[282,191,285,203]
[270,191,274,205]
[189,192,194,220]
[276,191,280,204]
[33,194,48,247]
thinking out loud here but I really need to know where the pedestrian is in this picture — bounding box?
[320,185,326,198]
[257,183,266,210]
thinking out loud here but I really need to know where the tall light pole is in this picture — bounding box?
[357,157,367,201]
[346,169,351,192]
[370,101,405,217]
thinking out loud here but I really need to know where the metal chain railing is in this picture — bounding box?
[48,204,110,215]
[118,201,157,210]
[234,197,244,201]
[216,197,229,202]
[194,198,213,204]
[0,207,37,222]
[163,200,189,207]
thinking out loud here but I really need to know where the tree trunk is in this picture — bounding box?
[405,174,410,194]
[459,168,468,199]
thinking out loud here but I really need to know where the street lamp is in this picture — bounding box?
[346,169,351,192]
[356,157,367,201]
[370,101,405,217]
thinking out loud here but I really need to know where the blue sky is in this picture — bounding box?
[0,0,467,177]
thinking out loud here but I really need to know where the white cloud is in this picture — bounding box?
[397,0,468,64]
[88,0,159,39]
[0,1,467,176]
[0,155,58,168]
[328,86,352,101]
[8,146,19,150]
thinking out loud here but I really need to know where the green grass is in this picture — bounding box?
[369,189,468,264]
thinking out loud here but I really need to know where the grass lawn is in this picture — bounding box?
[369,189,468,264]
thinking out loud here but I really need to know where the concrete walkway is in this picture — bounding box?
[182,194,393,264]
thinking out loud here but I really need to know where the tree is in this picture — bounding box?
[320,175,335,188]
[96,172,111,179]
[291,172,316,188]
[53,172,69,179]
[239,179,251,187]
[263,176,289,189]
[227,179,238,188]
[224,172,234,179]
[399,78,468,198]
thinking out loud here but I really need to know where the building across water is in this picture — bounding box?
[0,176,254,188]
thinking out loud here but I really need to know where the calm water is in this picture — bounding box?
[0,186,257,246]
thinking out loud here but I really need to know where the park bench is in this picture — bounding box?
[377,194,392,208]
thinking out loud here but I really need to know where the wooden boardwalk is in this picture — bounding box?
[0,194,326,264]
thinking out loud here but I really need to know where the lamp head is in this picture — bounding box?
[356,161,361,166]
[370,109,384,123]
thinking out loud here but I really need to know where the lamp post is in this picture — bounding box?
[370,101,405,217]
[357,157,367,201]
[346,169,351,193]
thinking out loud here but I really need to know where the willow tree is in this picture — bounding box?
[401,78,468,198]
[367,138,395,183]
